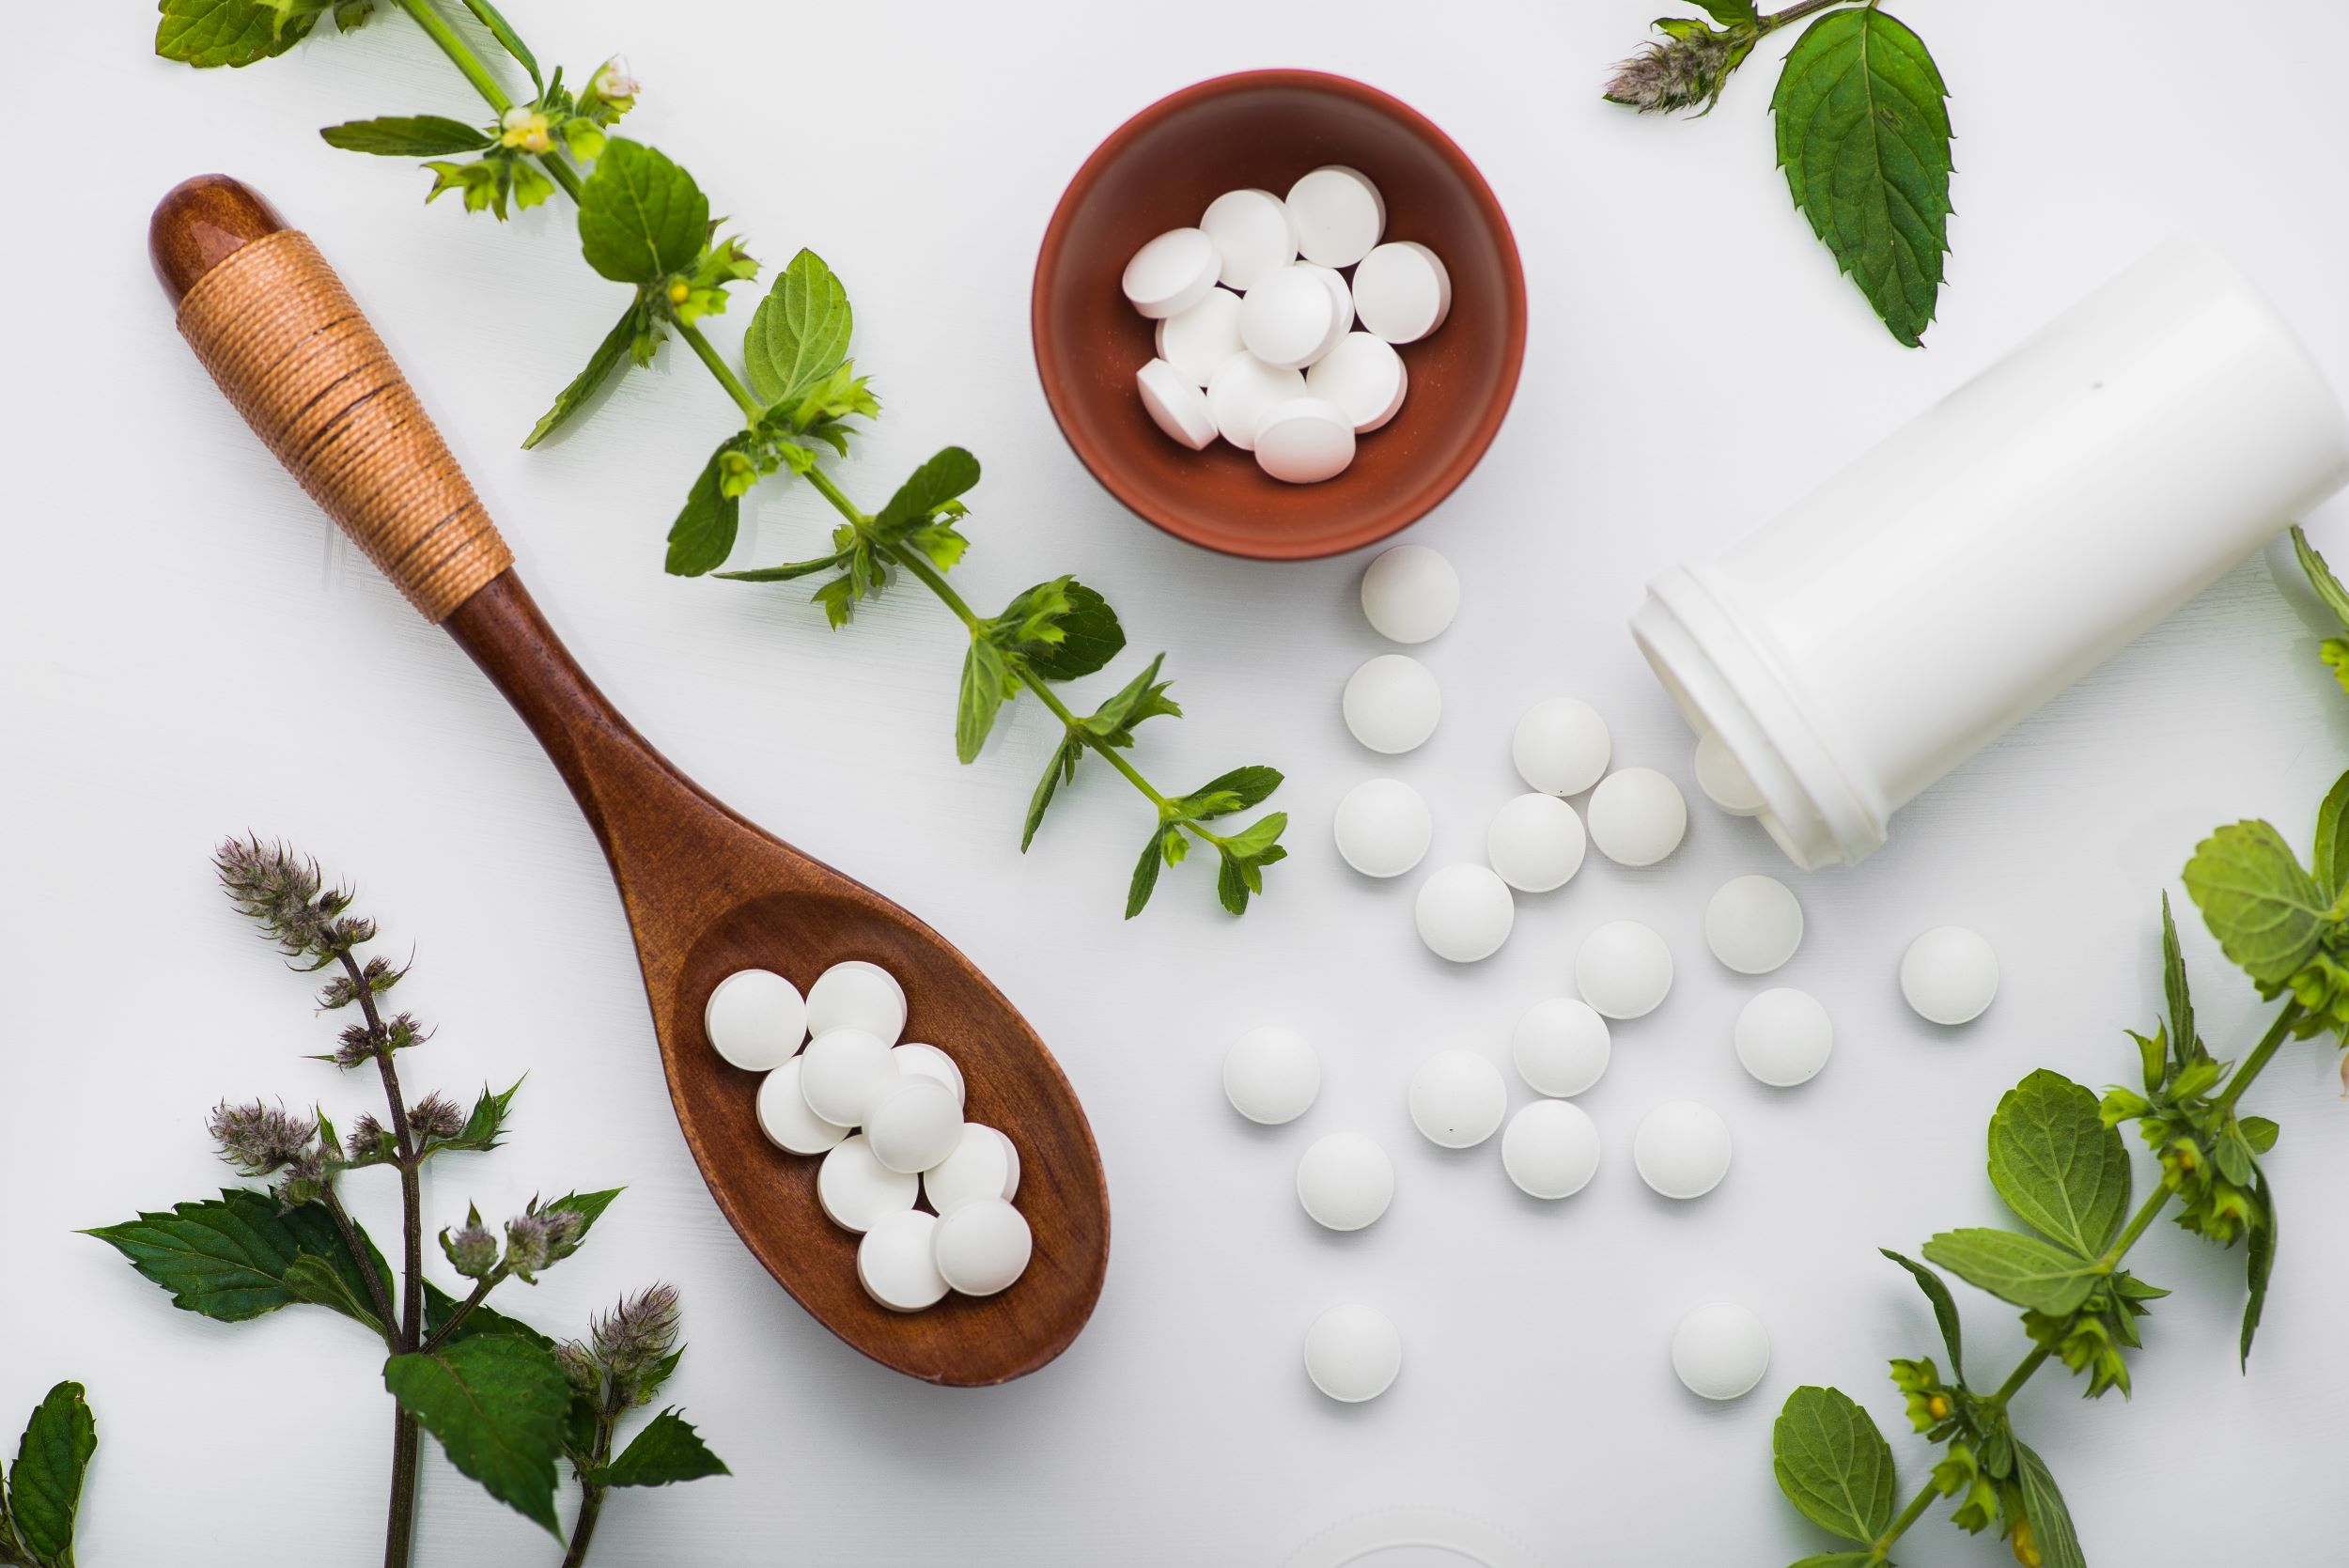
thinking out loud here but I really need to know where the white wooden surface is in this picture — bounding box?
[7,3,2349,1563]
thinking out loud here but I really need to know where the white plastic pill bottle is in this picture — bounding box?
[1632,238,2349,869]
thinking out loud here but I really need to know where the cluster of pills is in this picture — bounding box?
[1122,166,1452,483]
[704,961,1032,1313]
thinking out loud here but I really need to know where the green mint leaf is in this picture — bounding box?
[1177,765,1283,820]
[745,250,855,410]
[2240,1163,2275,1370]
[2312,769,2349,902]
[667,442,741,577]
[280,1254,385,1337]
[1220,812,1288,862]
[2182,820,2327,986]
[1986,1070,2131,1258]
[956,638,1014,764]
[2013,1441,2086,1568]
[1125,826,1165,919]
[714,551,848,584]
[1690,0,1759,22]
[457,0,538,88]
[9,1382,96,1567]
[543,1188,622,1245]
[383,1334,570,1538]
[523,304,644,448]
[1877,1248,1963,1383]
[2294,524,2349,632]
[874,448,981,536]
[905,520,968,574]
[86,1188,373,1322]
[433,1079,524,1154]
[320,115,493,156]
[2158,892,2195,1063]
[1022,737,1083,852]
[1920,1228,2097,1315]
[1083,656,1182,750]
[1770,7,1952,347]
[2241,1115,2279,1154]
[1770,1386,1895,1545]
[157,0,316,67]
[578,139,708,287]
[1215,850,1251,915]
[588,1408,729,1487]
[995,579,1126,682]
[812,576,857,629]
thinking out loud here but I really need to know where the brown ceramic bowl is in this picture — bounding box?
[1033,70,1527,561]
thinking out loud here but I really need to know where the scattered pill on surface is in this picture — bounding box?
[804,960,907,1046]
[923,1123,1020,1213]
[1206,353,1307,451]
[1901,926,1999,1025]
[1672,1302,1770,1400]
[798,1027,898,1126]
[1586,767,1688,867]
[1121,226,1220,319]
[1296,1131,1395,1231]
[1304,1302,1402,1404]
[1240,266,1343,371]
[1408,1048,1509,1148]
[1414,863,1515,963]
[1223,1025,1323,1125]
[1575,920,1673,1019]
[856,1208,948,1312]
[1735,987,1834,1087]
[1343,654,1441,753]
[1633,1101,1733,1200]
[1486,792,1587,893]
[862,1076,964,1174]
[1694,731,1766,816]
[1199,188,1298,291]
[1155,287,1247,386]
[1511,997,1611,1097]
[890,1043,964,1108]
[1704,875,1803,974]
[1332,778,1434,878]
[817,1134,919,1233]
[1501,1099,1602,1200]
[1512,698,1611,797]
[931,1197,1034,1296]
[704,968,806,1072]
[1308,332,1407,435]
[754,1057,848,1156]
[1357,543,1456,644]
[1352,241,1452,345]
[1254,396,1358,483]
[1138,357,1218,450]
[1286,166,1386,269]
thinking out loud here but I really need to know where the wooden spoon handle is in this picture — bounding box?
[151,174,512,622]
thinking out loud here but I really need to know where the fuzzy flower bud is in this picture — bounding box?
[503,1205,585,1283]
[409,1091,466,1143]
[556,1342,600,1395]
[210,1099,318,1176]
[1603,23,1742,116]
[590,57,639,108]
[591,1283,681,1404]
[215,836,340,958]
[345,1113,391,1163]
[442,1212,501,1280]
[274,1146,331,1210]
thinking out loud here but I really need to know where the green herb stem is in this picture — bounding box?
[674,319,764,425]
[392,0,514,115]
[1758,0,1851,29]
[2214,1002,2304,1116]
[322,1183,400,1346]
[420,1272,503,1354]
[557,1388,622,1568]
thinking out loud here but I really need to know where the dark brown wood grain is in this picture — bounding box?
[154,176,1111,1387]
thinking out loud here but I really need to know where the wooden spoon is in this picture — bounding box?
[151,175,1110,1387]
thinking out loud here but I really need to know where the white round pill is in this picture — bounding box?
[1222,1025,1322,1125]
[1694,730,1766,816]
[1309,333,1408,434]
[1199,188,1298,291]
[1501,1099,1602,1200]
[1586,768,1688,866]
[1901,926,1999,1025]
[1511,997,1611,1096]
[1206,354,1307,451]
[797,1027,897,1126]
[1295,263,1357,365]
[1296,1132,1394,1231]
[1239,266,1341,372]
[856,1208,947,1312]
[754,1057,849,1155]
[1672,1302,1771,1401]
[817,1134,918,1233]
[862,1076,963,1174]
[1332,778,1433,878]
[1254,397,1357,484]
[1304,1302,1401,1403]
[1486,793,1587,893]
[1634,1100,1733,1200]
[804,960,906,1045]
[1286,165,1386,268]
[704,968,806,1072]
[1512,698,1611,796]
[1413,864,1515,963]
[1356,544,1455,644]
[1343,654,1440,753]
[1704,875,1804,974]
[1408,1048,1508,1148]
[1575,920,1673,1019]
[922,1123,1020,1213]
[1154,286,1246,386]
[890,1043,964,1108]
[1352,241,1452,344]
[932,1197,1033,1296]
[1735,987,1834,1087]
[1121,226,1219,319]
[1137,357,1217,450]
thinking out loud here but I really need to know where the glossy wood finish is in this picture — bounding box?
[155,177,1110,1386]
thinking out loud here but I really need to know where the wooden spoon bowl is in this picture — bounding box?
[152,174,1110,1386]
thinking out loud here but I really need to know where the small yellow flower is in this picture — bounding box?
[2011,1521,2043,1568]
[1926,1394,1951,1421]
[499,106,553,155]
[667,279,692,306]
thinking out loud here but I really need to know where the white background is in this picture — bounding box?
[7,3,2349,1564]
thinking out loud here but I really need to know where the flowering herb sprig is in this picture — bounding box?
[154,0,1288,920]
[86,841,724,1568]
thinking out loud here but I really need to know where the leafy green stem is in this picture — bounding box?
[675,319,764,425]
[392,0,513,114]
[420,1271,505,1354]
[556,1383,622,1568]
[1758,0,1852,31]
[2214,1002,2304,1116]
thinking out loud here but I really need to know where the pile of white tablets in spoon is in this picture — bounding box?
[1123,166,1452,483]
[705,960,1032,1313]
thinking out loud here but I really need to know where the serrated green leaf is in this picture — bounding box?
[957,638,1013,764]
[432,1079,523,1154]
[997,580,1126,682]
[281,1254,385,1337]
[1214,849,1251,915]
[2182,820,2328,986]
[458,0,538,87]
[524,306,642,448]
[1771,1386,1895,1545]
[1878,1248,1963,1382]
[1987,1070,2130,1257]
[2294,525,2349,632]
[2013,1441,2085,1568]
[874,448,981,537]
[1771,7,1953,347]
[746,250,855,410]
[384,1335,569,1537]
[544,1188,622,1241]
[1125,826,1164,919]
[1178,765,1283,819]
[2241,1164,2275,1370]
[86,1189,370,1323]
[157,0,316,67]
[2312,771,2349,903]
[1220,813,1287,862]
[1022,737,1084,853]
[588,1408,729,1487]
[578,140,708,286]
[1921,1229,2097,1315]
[666,444,740,577]
[9,1381,96,1566]
[320,114,492,156]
